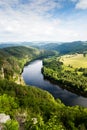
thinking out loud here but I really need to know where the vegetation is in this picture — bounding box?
[60,54,87,68]
[0,45,87,129]
[42,55,87,96]
[4,120,19,130]
[0,46,55,82]
[37,41,87,55]
[0,79,87,129]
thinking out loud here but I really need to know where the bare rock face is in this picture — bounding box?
[0,113,10,123]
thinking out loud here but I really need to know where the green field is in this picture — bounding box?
[60,54,87,68]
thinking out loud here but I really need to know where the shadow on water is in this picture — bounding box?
[22,60,87,107]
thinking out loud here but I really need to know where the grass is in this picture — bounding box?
[60,54,87,68]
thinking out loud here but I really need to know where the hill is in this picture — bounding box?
[1,41,87,55]
[37,41,87,54]
[0,41,87,55]
[0,46,55,83]
[42,55,87,96]
[0,79,87,130]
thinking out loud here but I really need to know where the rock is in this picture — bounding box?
[0,113,10,123]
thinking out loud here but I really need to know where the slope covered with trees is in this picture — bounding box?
[1,41,87,55]
[42,56,87,97]
[0,79,87,130]
[37,41,87,55]
[0,46,55,82]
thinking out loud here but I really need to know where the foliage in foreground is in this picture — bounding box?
[0,79,87,129]
[4,120,19,130]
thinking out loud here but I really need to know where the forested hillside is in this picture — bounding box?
[1,41,87,55]
[37,41,87,54]
[0,46,55,83]
[0,79,87,130]
[42,55,87,97]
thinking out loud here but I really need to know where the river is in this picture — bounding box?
[22,60,87,107]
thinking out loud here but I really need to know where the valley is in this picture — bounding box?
[0,42,87,130]
[0,0,87,129]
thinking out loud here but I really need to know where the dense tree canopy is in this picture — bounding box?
[0,79,87,129]
[42,57,87,96]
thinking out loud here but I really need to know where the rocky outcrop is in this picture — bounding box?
[0,113,10,130]
[0,113,10,123]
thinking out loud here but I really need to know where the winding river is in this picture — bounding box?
[22,60,87,107]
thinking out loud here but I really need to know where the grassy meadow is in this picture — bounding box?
[60,54,87,68]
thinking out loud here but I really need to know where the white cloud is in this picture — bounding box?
[71,0,78,2]
[0,0,87,42]
[0,0,61,15]
[0,11,86,42]
[76,0,87,9]
[29,0,61,13]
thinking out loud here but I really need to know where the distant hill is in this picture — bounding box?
[36,41,87,54]
[0,41,49,48]
[0,41,87,55]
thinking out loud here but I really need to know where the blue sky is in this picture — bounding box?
[0,0,87,42]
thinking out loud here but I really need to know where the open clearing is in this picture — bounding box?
[60,54,87,68]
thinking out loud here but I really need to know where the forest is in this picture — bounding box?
[0,79,87,130]
[42,55,87,96]
[0,46,55,83]
[37,41,87,55]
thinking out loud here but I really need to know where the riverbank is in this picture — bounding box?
[42,57,87,98]
[0,46,56,85]
[22,60,87,107]
[42,71,87,97]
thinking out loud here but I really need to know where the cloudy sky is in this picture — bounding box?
[0,0,87,42]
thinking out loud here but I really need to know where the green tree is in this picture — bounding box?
[4,120,19,130]
[0,94,18,117]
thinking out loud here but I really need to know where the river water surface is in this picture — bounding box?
[22,60,87,107]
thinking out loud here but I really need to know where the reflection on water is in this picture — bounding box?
[22,60,87,107]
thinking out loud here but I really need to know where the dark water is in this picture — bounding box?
[22,60,87,107]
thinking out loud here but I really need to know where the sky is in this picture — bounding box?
[0,0,87,42]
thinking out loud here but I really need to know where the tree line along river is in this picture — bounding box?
[22,60,87,107]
